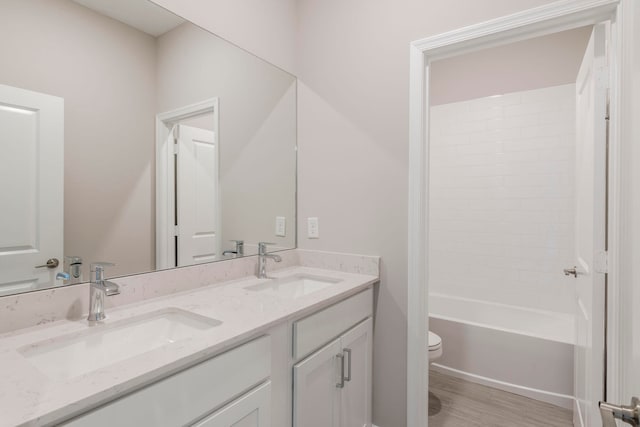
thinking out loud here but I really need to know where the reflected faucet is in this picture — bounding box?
[88,262,120,322]
[222,240,244,257]
[257,242,282,279]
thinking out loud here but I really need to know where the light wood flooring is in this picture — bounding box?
[428,370,573,427]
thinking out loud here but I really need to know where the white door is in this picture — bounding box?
[573,24,608,427]
[191,382,271,427]
[340,318,373,427]
[293,339,342,427]
[598,3,640,426]
[176,124,220,266]
[0,84,63,295]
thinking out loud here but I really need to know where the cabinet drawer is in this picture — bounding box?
[293,288,372,360]
[191,381,271,427]
[62,336,271,427]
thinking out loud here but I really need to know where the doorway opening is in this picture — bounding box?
[156,98,220,269]
[407,2,623,427]
[426,23,607,427]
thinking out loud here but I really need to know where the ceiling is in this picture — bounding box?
[72,0,185,37]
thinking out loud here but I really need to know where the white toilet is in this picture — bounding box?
[428,331,443,362]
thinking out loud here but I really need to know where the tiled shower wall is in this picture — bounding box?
[429,84,576,315]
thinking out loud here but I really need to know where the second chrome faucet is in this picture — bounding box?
[88,262,120,322]
[257,242,282,279]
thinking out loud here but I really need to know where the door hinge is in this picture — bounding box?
[595,251,608,274]
[174,225,180,236]
[173,142,179,155]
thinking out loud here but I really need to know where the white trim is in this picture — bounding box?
[156,98,220,269]
[574,397,586,427]
[431,364,575,410]
[408,1,623,426]
[607,0,639,409]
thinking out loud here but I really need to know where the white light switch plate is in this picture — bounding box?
[307,217,319,239]
[275,216,286,237]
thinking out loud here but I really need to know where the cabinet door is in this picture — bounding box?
[293,338,342,427]
[192,382,271,427]
[340,318,373,427]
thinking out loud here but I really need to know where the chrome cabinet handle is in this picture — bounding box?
[336,353,345,388]
[563,266,578,278]
[344,348,352,382]
[35,258,59,269]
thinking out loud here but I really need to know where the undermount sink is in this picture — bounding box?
[19,308,221,381]
[245,274,342,298]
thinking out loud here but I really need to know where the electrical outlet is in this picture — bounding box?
[275,216,286,237]
[307,217,319,239]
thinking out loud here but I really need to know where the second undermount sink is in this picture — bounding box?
[19,308,221,381]
[245,273,342,298]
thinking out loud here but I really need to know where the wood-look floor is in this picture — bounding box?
[428,370,573,427]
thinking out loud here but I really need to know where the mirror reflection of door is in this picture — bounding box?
[0,84,64,295]
[175,123,220,267]
[155,100,221,269]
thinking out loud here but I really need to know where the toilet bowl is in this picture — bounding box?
[428,331,442,362]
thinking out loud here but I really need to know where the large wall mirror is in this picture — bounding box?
[0,0,297,297]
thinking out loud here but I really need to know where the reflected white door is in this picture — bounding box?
[176,124,220,266]
[573,24,608,427]
[0,85,63,295]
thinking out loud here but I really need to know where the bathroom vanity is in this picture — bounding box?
[0,250,379,427]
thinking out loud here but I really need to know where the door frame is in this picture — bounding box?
[407,0,628,425]
[156,98,219,270]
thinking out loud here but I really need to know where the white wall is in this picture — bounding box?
[429,84,576,314]
[156,23,297,253]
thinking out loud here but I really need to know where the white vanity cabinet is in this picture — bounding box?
[61,336,271,427]
[292,289,373,427]
[57,287,374,427]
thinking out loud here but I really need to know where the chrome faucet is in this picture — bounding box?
[88,262,119,322]
[257,242,282,279]
[222,240,244,257]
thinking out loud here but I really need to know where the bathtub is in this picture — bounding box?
[429,293,575,409]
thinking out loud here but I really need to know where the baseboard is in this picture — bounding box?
[431,363,575,410]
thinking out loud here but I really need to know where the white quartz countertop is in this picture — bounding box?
[0,266,378,427]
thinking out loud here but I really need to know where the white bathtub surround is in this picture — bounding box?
[0,249,379,335]
[429,84,577,315]
[429,294,574,409]
[0,262,378,426]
